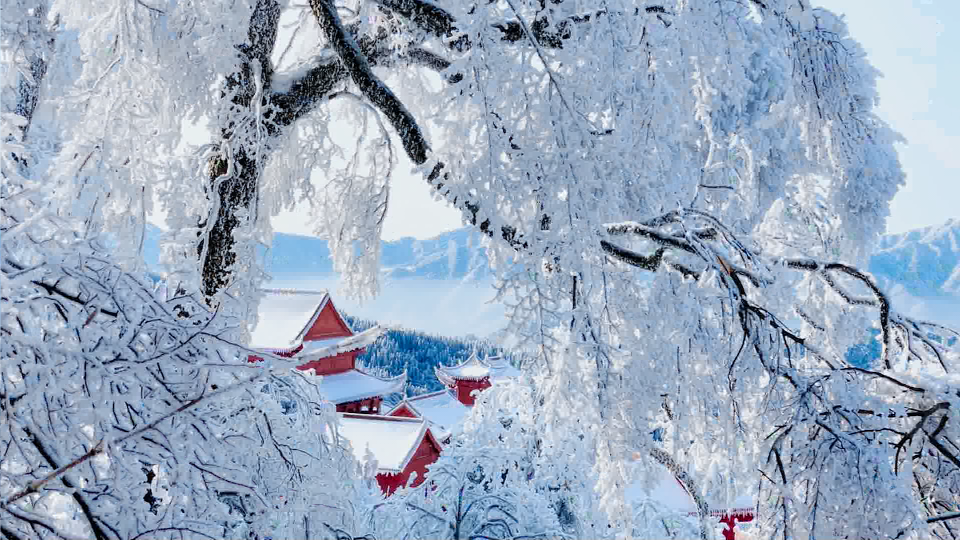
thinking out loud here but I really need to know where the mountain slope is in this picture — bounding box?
[145,219,960,334]
[869,218,960,297]
[147,219,960,293]
[867,219,960,328]
[145,224,493,281]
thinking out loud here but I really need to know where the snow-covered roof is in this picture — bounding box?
[625,456,754,518]
[386,390,471,441]
[435,353,522,386]
[315,369,406,405]
[337,414,431,473]
[299,325,385,359]
[249,290,332,350]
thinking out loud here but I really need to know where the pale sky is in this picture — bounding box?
[273,0,959,240]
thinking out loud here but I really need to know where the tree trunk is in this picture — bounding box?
[197,0,280,298]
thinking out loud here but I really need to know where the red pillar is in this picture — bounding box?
[719,515,736,540]
[718,513,753,540]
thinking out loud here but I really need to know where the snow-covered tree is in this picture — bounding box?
[375,381,564,540]
[4,0,959,538]
[0,215,374,539]
[1,12,374,536]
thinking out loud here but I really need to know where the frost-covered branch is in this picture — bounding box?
[310,0,430,164]
[370,0,670,49]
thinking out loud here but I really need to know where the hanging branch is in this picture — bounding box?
[1,373,265,508]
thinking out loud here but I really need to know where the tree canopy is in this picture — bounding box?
[3,0,959,538]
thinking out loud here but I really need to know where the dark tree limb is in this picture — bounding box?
[199,0,283,297]
[2,257,119,317]
[22,430,115,540]
[269,59,347,130]
[310,0,526,250]
[310,0,431,164]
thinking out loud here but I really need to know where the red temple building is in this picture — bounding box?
[248,291,753,530]
[434,353,523,406]
[248,290,405,414]
[248,290,442,495]
[338,414,443,495]
[386,353,521,442]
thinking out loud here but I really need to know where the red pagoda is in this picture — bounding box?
[248,289,405,414]
[248,290,443,495]
[434,353,522,406]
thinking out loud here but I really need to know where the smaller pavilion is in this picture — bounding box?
[434,353,522,406]
[387,352,521,442]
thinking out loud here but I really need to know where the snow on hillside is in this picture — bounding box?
[869,219,960,327]
[870,218,960,296]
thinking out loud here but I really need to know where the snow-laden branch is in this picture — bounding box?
[370,0,671,48]
[1,372,264,508]
[310,0,431,165]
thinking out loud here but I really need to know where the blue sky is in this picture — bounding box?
[819,0,958,234]
[272,0,958,240]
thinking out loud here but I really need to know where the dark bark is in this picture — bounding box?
[199,11,404,297]
[198,0,282,297]
[14,5,54,138]
[310,0,431,164]
[370,0,669,49]
[199,149,263,296]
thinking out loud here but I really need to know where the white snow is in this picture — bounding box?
[250,290,329,348]
[298,326,384,358]
[337,414,427,472]
[391,390,471,441]
[625,459,754,517]
[625,464,700,513]
[300,336,350,352]
[316,369,406,405]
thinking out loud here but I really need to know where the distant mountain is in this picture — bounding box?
[866,219,960,330]
[869,218,960,297]
[147,219,960,294]
[144,224,493,281]
[144,219,960,336]
[144,224,506,338]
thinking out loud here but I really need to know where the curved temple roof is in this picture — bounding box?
[385,390,470,441]
[435,352,522,386]
[313,369,406,405]
[249,289,332,350]
[337,414,434,474]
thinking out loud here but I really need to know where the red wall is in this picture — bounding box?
[376,433,442,495]
[719,513,754,540]
[455,378,491,405]
[388,404,419,419]
[296,351,356,375]
[337,397,382,414]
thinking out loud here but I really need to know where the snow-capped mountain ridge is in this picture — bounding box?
[144,219,959,333]
[146,219,960,294]
[870,218,960,297]
[145,225,494,281]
